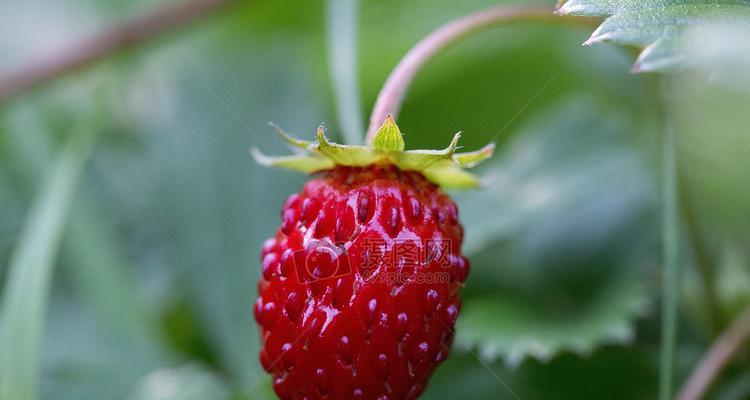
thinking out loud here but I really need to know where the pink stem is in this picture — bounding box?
[0,0,236,105]
[365,4,595,143]
[677,305,750,400]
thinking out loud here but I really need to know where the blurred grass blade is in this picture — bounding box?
[326,0,364,144]
[0,127,97,400]
[3,105,163,349]
[659,118,680,400]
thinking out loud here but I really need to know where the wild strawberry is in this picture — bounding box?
[253,116,493,399]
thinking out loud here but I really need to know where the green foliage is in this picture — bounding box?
[0,116,98,400]
[424,347,658,400]
[557,0,750,72]
[455,100,655,366]
[459,276,649,366]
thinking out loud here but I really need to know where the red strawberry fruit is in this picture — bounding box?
[253,116,493,400]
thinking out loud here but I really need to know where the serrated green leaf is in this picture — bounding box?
[458,275,650,367]
[251,147,335,173]
[454,99,657,364]
[633,31,685,72]
[556,0,620,16]
[557,0,750,72]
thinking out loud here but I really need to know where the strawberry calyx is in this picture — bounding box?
[251,115,494,188]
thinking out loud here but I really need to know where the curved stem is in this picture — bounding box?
[365,5,597,143]
[677,305,750,400]
[0,0,236,105]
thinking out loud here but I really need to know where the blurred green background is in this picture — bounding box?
[1,0,749,399]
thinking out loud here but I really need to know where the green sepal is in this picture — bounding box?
[454,143,496,168]
[390,132,461,171]
[313,126,382,166]
[269,122,313,150]
[370,115,405,151]
[422,159,482,189]
[253,116,494,189]
[250,147,334,173]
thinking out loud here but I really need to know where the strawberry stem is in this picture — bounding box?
[365,5,598,144]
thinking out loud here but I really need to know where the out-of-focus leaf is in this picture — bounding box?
[39,293,166,400]
[684,237,750,333]
[421,353,525,400]
[0,121,97,400]
[684,23,750,92]
[715,244,750,315]
[128,363,229,400]
[423,347,658,400]
[459,275,650,366]
[668,23,750,239]
[457,99,655,257]
[454,99,657,365]
[713,371,750,400]
[236,378,275,400]
[64,195,164,344]
[556,0,750,72]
